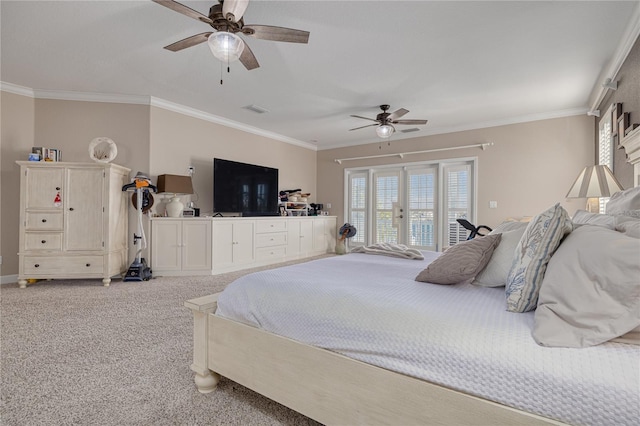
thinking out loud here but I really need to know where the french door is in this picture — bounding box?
[346,160,475,251]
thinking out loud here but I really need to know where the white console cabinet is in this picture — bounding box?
[150,218,212,276]
[16,161,130,287]
[149,216,336,276]
[212,220,255,271]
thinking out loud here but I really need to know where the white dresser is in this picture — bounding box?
[16,161,130,288]
[150,216,336,276]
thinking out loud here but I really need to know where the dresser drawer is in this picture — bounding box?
[24,233,63,251]
[255,232,287,248]
[256,246,287,261]
[256,220,287,234]
[23,255,104,275]
[26,212,63,230]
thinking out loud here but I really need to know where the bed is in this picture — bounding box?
[184,197,640,426]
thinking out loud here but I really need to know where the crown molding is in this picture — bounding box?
[318,107,589,151]
[0,82,316,151]
[588,1,640,111]
[149,97,317,151]
[33,88,150,104]
[0,82,35,97]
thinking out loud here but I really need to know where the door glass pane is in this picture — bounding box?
[408,170,435,249]
[375,174,398,243]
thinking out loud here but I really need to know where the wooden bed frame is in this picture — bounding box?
[185,293,565,425]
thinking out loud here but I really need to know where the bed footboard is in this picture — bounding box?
[184,293,221,393]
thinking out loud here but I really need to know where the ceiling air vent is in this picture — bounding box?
[242,104,269,114]
[400,128,421,133]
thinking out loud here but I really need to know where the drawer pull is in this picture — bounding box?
[69,207,75,211]
[34,264,40,268]
[41,240,46,244]
[42,219,47,223]
[56,187,61,191]
[85,263,91,267]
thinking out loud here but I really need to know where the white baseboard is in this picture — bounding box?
[1,275,18,285]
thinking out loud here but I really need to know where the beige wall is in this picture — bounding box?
[0,97,317,277]
[597,36,639,189]
[34,99,150,173]
[149,106,317,216]
[317,115,594,230]
[1,91,35,278]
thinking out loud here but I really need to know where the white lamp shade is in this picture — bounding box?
[566,165,624,198]
[376,124,395,138]
[208,31,245,63]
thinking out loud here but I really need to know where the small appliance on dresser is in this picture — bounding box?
[15,161,130,288]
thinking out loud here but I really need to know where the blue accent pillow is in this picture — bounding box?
[506,203,573,312]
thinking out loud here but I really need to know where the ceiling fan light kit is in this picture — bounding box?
[376,124,395,138]
[208,31,244,62]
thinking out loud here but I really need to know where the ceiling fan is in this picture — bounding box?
[350,105,428,138]
[152,0,310,71]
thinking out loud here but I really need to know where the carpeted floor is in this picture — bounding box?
[0,257,330,425]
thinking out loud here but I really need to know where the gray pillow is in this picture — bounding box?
[533,225,640,348]
[472,226,527,287]
[415,234,501,285]
[506,203,573,313]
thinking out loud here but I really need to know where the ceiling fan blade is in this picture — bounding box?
[350,115,379,122]
[164,32,212,52]
[349,124,379,131]
[392,119,429,125]
[152,0,213,24]
[243,25,310,43]
[388,108,409,121]
[239,42,260,70]
[222,0,249,23]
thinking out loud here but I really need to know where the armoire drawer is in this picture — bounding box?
[24,233,63,251]
[25,212,63,230]
[23,255,104,275]
[255,232,287,248]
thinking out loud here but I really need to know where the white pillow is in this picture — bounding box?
[606,186,640,217]
[506,203,573,313]
[490,220,529,234]
[616,220,640,239]
[572,210,615,229]
[533,225,640,348]
[472,226,527,287]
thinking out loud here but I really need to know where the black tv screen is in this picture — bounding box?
[213,158,279,216]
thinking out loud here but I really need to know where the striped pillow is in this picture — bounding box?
[506,203,573,313]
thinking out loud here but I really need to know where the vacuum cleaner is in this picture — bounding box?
[122,172,157,281]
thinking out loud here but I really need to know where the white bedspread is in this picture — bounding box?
[216,253,640,426]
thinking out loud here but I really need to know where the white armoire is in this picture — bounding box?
[16,161,130,288]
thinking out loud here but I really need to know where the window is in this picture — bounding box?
[347,172,367,244]
[598,105,614,213]
[443,163,472,246]
[345,158,475,251]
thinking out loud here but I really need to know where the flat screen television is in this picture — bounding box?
[213,158,279,216]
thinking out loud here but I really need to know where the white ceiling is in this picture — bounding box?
[2,1,639,150]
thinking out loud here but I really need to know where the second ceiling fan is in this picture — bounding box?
[153,0,310,70]
[350,105,428,138]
